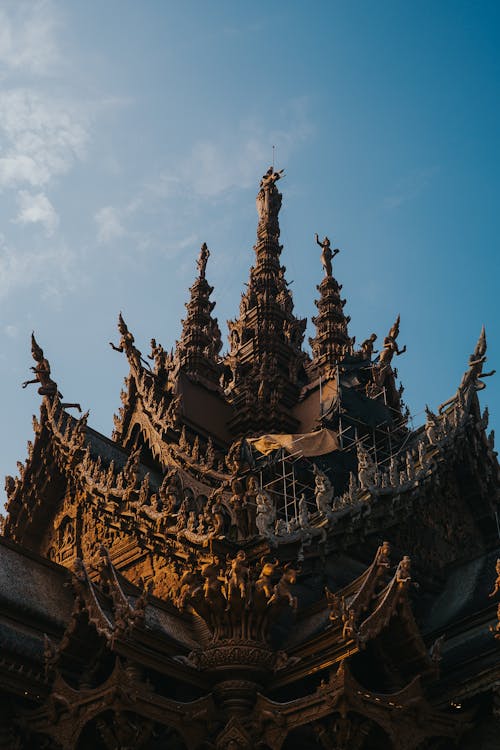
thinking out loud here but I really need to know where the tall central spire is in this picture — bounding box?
[225,168,307,437]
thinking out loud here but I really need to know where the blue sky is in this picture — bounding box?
[0,1,498,498]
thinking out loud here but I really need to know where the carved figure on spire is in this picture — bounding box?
[378,315,406,367]
[110,313,145,371]
[260,166,284,190]
[438,326,496,413]
[22,333,81,411]
[197,242,210,279]
[360,333,378,360]
[315,234,339,278]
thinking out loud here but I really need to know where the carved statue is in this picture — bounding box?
[148,338,168,378]
[22,334,59,399]
[22,333,81,411]
[298,494,310,529]
[439,327,496,413]
[313,464,334,514]
[357,443,376,491]
[226,551,250,606]
[375,541,391,569]
[255,559,279,599]
[197,242,210,279]
[360,333,378,360]
[325,589,343,622]
[315,233,339,278]
[229,479,248,540]
[256,490,276,537]
[425,405,440,445]
[378,315,406,368]
[245,475,258,536]
[260,166,284,190]
[396,555,412,586]
[110,313,145,371]
[490,603,500,640]
[489,559,500,598]
[342,608,357,640]
[268,564,298,610]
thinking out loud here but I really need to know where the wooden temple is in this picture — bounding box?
[1,167,499,749]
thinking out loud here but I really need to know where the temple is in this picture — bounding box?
[1,168,499,749]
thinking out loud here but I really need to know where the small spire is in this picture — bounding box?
[176,243,222,385]
[309,234,352,371]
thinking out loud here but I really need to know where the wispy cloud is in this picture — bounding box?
[0,233,77,304]
[0,0,61,76]
[384,167,439,210]
[95,205,126,245]
[0,88,89,190]
[180,99,314,199]
[15,189,59,234]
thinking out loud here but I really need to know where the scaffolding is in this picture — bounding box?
[253,385,422,527]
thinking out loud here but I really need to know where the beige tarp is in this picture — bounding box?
[248,428,339,457]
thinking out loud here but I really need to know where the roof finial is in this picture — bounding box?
[197,242,210,280]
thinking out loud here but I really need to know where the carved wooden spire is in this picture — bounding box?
[309,238,352,374]
[225,168,307,437]
[175,243,222,385]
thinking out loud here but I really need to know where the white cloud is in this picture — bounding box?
[179,100,314,198]
[15,189,59,234]
[0,0,61,75]
[0,233,76,303]
[95,206,126,244]
[0,88,89,190]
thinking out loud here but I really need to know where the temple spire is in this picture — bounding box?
[309,235,353,374]
[175,243,222,385]
[225,168,307,437]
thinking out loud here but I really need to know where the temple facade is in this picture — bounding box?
[0,168,499,749]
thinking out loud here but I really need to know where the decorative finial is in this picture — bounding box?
[197,242,210,279]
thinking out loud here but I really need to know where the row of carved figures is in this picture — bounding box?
[155,549,298,642]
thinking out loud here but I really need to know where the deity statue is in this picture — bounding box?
[315,233,339,278]
[378,315,406,368]
[357,442,376,490]
[22,334,60,399]
[313,464,334,514]
[110,313,146,371]
[298,494,310,529]
[22,333,81,411]
[256,490,276,538]
[360,333,378,360]
[260,166,284,190]
[197,242,210,279]
[439,326,496,413]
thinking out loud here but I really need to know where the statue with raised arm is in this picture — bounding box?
[22,333,59,399]
[378,315,406,367]
[22,333,81,411]
[315,233,339,278]
[110,313,146,371]
[197,242,210,279]
[260,166,284,190]
[439,326,496,413]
